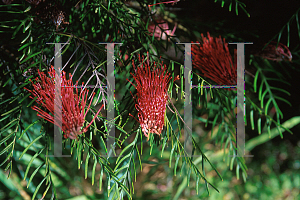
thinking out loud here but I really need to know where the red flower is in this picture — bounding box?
[148,19,176,40]
[255,41,292,62]
[128,55,172,138]
[25,66,103,140]
[191,32,237,88]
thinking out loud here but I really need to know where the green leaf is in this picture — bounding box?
[24,148,45,180]
[115,154,131,171]
[85,152,90,179]
[12,18,29,39]
[269,86,290,96]
[0,119,18,135]
[230,156,235,170]
[92,158,97,185]
[24,5,31,13]
[27,96,38,107]
[253,70,259,92]
[99,167,104,191]
[169,144,175,168]
[187,168,191,187]
[274,96,292,107]
[0,97,14,105]
[18,93,31,104]
[12,82,29,92]
[115,165,131,174]
[260,89,268,109]
[265,98,273,115]
[18,41,37,51]
[258,81,264,102]
[0,152,12,167]
[42,181,51,200]
[32,175,47,200]
[19,134,44,160]
[258,117,262,134]
[161,136,168,157]
[0,141,13,156]
[115,137,135,165]
[0,131,14,146]
[236,163,240,180]
[21,29,31,44]
[250,109,254,130]
[19,120,40,139]
[1,105,21,116]
[20,51,41,64]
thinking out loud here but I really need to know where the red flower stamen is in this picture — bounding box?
[191,32,237,89]
[128,54,172,139]
[25,66,104,140]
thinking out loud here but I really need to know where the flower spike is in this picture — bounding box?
[25,66,103,140]
[191,32,237,89]
[128,54,172,139]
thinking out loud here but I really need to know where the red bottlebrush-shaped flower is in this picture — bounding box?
[128,55,172,139]
[191,32,237,88]
[25,66,103,140]
[255,41,292,62]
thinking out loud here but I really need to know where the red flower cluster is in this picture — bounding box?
[191,32,237,88]
[25,66,103,140]
[128,55,172,138]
